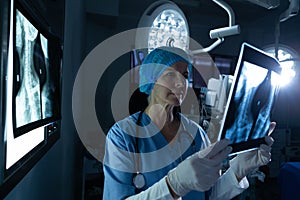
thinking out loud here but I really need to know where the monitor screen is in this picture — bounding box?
[13,5,61,138]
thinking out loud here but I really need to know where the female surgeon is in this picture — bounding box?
[103,46,276,200]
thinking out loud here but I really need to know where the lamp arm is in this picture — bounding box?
[192,0,240,54]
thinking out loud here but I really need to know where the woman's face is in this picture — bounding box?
[152,61,189,106]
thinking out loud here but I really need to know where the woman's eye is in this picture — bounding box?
[166,72,175,76]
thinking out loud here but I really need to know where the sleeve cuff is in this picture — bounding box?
[209,168,249,200]
[226,167,249,189]
[125,176,175,200]
[158,177,176,199]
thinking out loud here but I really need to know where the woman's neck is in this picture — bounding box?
[145,103,179,142]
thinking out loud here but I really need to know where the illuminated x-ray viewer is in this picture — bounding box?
[13,5,61,138]
[218,42,281,155]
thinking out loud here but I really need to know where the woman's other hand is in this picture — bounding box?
[230,122,276,181]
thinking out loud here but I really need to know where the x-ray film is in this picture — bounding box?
[218,42,281,155]
[13,7,61,138]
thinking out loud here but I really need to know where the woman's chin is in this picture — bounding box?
[169,98,181,106]
[166,93,183,106]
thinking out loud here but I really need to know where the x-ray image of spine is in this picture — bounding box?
[15,10,41,128]
[39,34,54,119]
[224,62,275,143]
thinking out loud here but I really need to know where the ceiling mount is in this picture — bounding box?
[192,0,240,54]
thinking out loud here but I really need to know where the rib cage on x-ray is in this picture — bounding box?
[15,10,54,128]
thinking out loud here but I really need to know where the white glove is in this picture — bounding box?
[230,122,276,181]
[166,139,232,197]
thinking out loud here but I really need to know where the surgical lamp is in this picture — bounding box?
[272,0,299,85]
[264,45,297,86]
[135,0,189,53]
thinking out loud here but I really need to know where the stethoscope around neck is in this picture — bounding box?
[132,110,196,189]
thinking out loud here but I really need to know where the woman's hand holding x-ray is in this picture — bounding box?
[230,122,276,181]
[167,139,232,197]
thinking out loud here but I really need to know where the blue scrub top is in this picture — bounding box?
[103,111,211,200]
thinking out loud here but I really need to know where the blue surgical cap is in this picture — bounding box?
[139,46,192,95]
